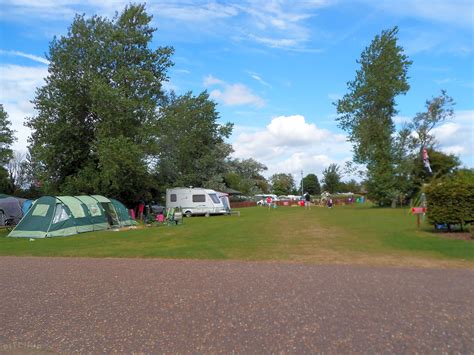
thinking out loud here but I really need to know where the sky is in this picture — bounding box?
[1,0,473,182]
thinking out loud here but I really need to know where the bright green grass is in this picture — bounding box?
[0,205,473,266]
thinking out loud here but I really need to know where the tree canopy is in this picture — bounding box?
[270,173,295,196]
[0,105,16,193]
[0,105,15,166]
[26,4,173,204]
[336,27,412,205]
[154,91,233,191]
[302,173,321,195]
[224,158,268,195]
[322,164,342,193]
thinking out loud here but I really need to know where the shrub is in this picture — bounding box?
[425,170,474,228]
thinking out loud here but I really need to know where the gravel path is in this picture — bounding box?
[0,257,473,353]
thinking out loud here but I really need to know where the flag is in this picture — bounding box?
[422,147,432,174]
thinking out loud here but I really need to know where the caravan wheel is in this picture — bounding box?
[185,211,192,218]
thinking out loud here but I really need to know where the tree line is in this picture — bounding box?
[1,6,471,206]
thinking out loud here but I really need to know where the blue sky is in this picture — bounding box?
[1,0,473,180]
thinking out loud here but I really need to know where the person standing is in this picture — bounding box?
[266,196,272,209]
[304,192,311,209]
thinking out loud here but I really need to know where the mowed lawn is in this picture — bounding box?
[0,204,473,268]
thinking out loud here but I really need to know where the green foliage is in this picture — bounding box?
[302,173,321,195]
[0,166,12,193]
[411,149,460,193]
[270,173,295,195]
[155,91,233,191]
[336,27,411,205]
[0,105,15,166]
[322,164,342,193]
[391,91,458,202]
[409,90,455,148]
[224,158,268,195]
[26,4,173,205]
[338,179,361,193]
[425,170,474,226]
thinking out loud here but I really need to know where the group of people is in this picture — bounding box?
[263,192,335,209]
[304,192,333,209]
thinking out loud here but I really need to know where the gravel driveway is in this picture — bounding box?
[1,257,473,353]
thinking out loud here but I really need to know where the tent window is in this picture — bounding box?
[170,194,177,202]
[32,204,49,217]
[88,204,102,217]
[52,204,69,224]
[192,194,205,203]
[68,204,85,218]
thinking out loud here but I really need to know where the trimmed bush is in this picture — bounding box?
[425,171,474,228]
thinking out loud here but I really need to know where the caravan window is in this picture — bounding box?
[170,194,177,202]
[52,204,69,224]
[192,194,206,203]
[208,194,220,204]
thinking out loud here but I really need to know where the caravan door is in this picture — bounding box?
[191,193,209,214]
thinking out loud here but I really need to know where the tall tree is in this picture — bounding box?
[393,90,456,200]
[336,27,411,206]
[224,158,268,195]
[322,164,342,193]
[270,173,295,196]
[155,91,233,191]
[0,105,15,193]
[7,151,29,194]
[409,90,455,149]
[0,105,15,166]
[302,173,321,195]
[26,4,173,205]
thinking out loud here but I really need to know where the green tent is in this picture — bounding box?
[8,195,135,238]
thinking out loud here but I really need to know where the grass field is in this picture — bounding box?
[1,204,473,268]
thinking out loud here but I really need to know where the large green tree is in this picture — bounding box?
[0,105,15,193]
[154,91,233,191]
[393,90,457,200]
[270,173,295,196]
[336,27,411,206]
[302,173,321,195]
[26,4,173,205]
[322,164,342,193]
[224,158,268,195]
[0,105,15,166]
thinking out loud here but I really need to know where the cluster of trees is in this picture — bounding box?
[1,9,470,209]
[1,5,236,206]
[336,27,465,206]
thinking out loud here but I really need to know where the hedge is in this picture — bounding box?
[425,171,474,227]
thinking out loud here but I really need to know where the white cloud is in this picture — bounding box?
[0,64,49,152]
[393,115,411,125]
[0,50,49,65]
[203,75,224,86]
[430,110,474,165]
[247,35,300,49]
[232,114,352,177]
[150,2,239,22]
[204,75,265,107]
[247,71,271,88]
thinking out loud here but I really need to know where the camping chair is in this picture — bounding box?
[165,208,175,226]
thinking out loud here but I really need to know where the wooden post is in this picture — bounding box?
[417,214,420,229]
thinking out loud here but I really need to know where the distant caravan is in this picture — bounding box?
[166,188,229,217]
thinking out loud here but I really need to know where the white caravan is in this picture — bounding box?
[166,188,229,217]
